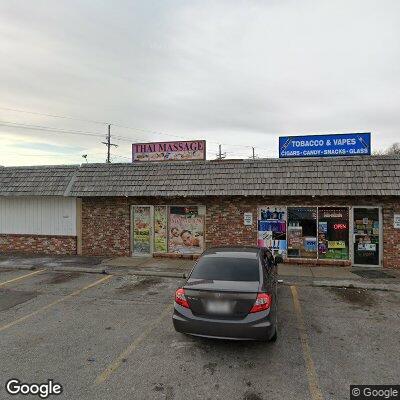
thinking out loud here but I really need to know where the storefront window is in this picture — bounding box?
[132,206,152,255]
[168,206,204,254]
[287,207,317,258]
[318,207,349,260]
[257,206,287,257]
[154,206,167,252]
[353,207,380,265]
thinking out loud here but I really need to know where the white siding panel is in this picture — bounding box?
[0,197,76,236]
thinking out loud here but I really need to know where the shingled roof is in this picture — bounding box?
[0,156,398,197]
[68,155,400,197]
[0,165,79,196]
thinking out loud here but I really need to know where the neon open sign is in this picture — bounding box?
[333,223,347,230]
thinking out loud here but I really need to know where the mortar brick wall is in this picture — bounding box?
[81,197,130,256]
[383,204,400,269]
[0,234,76,255]
[81,196,400,269]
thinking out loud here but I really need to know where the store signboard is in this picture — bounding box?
[279,133,371,158]
[394,214,400,229]
[132,140,206,162]
[244,212,253,226]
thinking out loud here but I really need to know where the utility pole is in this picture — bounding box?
[102,124,118,163]
[251,147,258,160]
[216,144,226,160]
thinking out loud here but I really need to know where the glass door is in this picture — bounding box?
[352,207,381,267]
[132,206,153,255]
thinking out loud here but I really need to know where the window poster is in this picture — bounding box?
[132,206,151,254]
[288,226,303,253]
[318,207,349,260]
[154,206,167,252]
[287,207,317,258]
[353,208,380,265]
[168,206,204,254]
[257,206,287,257]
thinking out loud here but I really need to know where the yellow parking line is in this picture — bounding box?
[290,286,323,400]
[0,269,46,287]
[95,303,172,385]
[0,275,112,333]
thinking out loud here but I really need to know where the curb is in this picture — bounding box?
[0,265,38,271]
[278,278,400,292]
[53,266,107,274]
[312,280,400,292]
[0,264,187,278]
[104,267,186,279]
[0,264,107,274]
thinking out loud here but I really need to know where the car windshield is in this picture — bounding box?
[190,253,260,282]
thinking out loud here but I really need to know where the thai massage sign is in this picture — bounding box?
[132,140,206,162]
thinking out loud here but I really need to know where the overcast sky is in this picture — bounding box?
[1,0,399,166]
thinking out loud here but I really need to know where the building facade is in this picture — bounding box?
[1,156,399,269]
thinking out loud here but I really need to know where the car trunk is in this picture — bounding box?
[183,279,260,319]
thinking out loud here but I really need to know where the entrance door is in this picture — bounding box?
[352,207,381,267]
[132,206,153,256]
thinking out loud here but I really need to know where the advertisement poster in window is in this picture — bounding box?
[257,206,287,257]
[353,208,380,265]
[154,206,167,252]
[287,207,317,258]
[318,207,349,260]
[132,206,151,254]
[169,206,204,254]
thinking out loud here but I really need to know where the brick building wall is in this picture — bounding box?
[81,195,400,269]
[383,204,400,269]
[81,197,130,256]
[0,234,76,255]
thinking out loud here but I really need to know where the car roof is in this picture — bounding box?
[202,247,261,257]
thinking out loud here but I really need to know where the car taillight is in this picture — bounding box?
[175,288,190,309]
[250,293,272,313]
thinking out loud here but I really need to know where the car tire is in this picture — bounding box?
[268,326,278,342]
[268,296,278,343]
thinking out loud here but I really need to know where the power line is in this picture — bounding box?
[0,119,153,146]
[0,120,105,138]
[0,106,278,154]
[0,108,279,161]
[5,153,82,157]
[0,106,108,125]
[113,123,277,154]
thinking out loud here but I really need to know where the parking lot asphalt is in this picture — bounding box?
[0,268,399,400]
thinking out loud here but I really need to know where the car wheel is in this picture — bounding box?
[269,326,278,342]
[268,297,278,343]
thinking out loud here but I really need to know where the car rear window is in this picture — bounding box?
[190,254,260,281]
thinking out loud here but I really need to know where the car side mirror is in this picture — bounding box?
[274,255,283,265]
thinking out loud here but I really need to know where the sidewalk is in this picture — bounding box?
[102,256,192,278]
[279,264,400,292]
[0,255,107,273]
[0,254,399,291]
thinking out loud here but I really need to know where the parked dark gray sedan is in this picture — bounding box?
[173,247,279,341]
